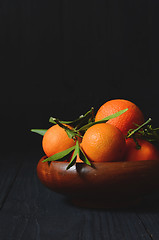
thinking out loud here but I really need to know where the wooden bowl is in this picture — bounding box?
[37,156,159,208]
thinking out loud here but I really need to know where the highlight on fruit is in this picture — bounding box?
[31,99,159,169]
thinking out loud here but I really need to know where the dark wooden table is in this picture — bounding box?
[1,151,159,240]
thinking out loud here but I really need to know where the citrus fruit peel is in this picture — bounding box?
[31,107,128,169]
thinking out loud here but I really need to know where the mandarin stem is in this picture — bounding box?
[126,118,152,139]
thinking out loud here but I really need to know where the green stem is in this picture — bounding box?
[132,136,141,150]
[126,118,152,139]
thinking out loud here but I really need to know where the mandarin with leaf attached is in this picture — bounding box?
[42,124,77,157]
[95,99,145,135]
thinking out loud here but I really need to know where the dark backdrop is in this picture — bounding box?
[1,0,159,154]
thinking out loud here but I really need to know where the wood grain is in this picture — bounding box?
[0,153,22,209]
[0,153,159,239]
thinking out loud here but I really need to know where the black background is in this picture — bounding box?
[1,0,159,155]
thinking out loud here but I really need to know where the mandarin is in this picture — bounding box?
[95,99,145,136]
[42,124,77,157]
[125,138,159,161]
[81,123,126,162]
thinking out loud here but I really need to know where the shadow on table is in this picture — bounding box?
[63,192,159,213]
[134,193,159,213]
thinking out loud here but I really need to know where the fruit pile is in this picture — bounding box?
[31,99,159,169]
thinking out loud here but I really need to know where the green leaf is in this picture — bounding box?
[66,141,80,170]
[79,147,91,166]
[78,108,128,132]
[100,108,128,121]
[49,117,76,125]
[126,118,159,144]
[49,107,94,128]
[48,108,95,141]
[49,117,57,125]
[74,107,94,130]
[64,128,77,140]
[42,145,75,162]
[31,129,47,136]
[67,141,91,169]
[42,140,92,170]
[49,118,77,140]
[126,118,152,139]
[49,116,79,125]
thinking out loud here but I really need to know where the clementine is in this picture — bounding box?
[95,99,145,136]
[42,124,77,157]
[81,123,126,162]
[125,138,159,161]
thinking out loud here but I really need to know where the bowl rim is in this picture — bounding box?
[40,155,159,169]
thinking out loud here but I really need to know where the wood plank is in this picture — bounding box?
[135,194,159,240]
[0,153,22,209]
[0,152,156,240]
[0,153,85,240]
[76,211,152,240]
